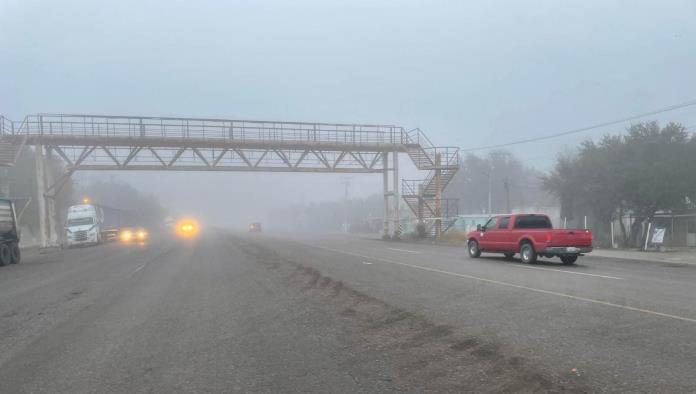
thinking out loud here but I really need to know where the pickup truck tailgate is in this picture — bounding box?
[549,229,592,246]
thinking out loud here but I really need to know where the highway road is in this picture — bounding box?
[1,231,696,393]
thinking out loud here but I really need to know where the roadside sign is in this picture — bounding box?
[652,227,666,244]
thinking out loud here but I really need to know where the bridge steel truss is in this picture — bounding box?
[0,113,459,247]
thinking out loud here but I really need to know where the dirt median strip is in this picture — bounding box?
[232,237,590,394]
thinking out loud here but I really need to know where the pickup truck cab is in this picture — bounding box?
[466,214,592,264]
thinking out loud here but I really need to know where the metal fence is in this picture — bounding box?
[562,213,696,249]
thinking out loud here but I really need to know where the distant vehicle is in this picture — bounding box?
[249,222,262,232]
[163,216,175,230]
[118,227,149,243]
[100,205,126,242]
[175,218,200,238]
[466,214,592,265]
[65,204,104,247]
[0,198,21,265]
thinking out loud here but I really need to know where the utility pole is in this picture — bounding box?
[485,164,496,214]
[434,153,442,238]
[487,172,492,214]
[340,176,351,233]
[382,152,389,238]
[504,177,510,213]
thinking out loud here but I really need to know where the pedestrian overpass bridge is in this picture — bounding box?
[0,113,459,246]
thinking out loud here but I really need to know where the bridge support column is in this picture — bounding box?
[34,145,49,248]
[434,153,442,239]
[392,150,400,239]
[382,151,390,239]
[417,184,424,227]
[0,168,9,197]
[45,150,58,246]
[34,145,58,248]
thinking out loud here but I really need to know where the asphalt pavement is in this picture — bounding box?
[1,231,695,393]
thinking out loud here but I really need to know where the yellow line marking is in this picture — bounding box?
[310,245,696,324]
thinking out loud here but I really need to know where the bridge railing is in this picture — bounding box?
[14,114,410,146]
[0,116,14,135]
[401,179,422,197]
[405,128,434,149]
[421,146,460,168]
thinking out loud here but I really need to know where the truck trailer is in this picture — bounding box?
[0,198,21,265]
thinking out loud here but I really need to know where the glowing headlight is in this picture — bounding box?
[175,219,200,238]
[121,230,133,242]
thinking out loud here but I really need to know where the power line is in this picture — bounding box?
[461,98,696,152]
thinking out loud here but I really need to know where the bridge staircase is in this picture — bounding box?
[0,117,25,167]
[401,128,460,237]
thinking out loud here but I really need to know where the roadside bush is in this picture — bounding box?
[438,229,468,245]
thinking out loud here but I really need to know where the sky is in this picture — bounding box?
[2,0,696,225]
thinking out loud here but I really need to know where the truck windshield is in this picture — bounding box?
[514,216,552,229]
[68,217,94,226]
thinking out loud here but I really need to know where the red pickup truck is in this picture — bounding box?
[466,214,592,264]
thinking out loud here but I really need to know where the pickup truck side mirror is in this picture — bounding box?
[477,224,483,232]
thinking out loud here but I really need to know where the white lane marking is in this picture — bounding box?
[132,264,146,274]
[309,244,696,324]
[387,247,421,254]
[362,261,373,265]
[511,264,624,280]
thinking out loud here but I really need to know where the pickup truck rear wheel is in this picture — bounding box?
[561,255,578,265]
[519,242,537,264]
[468,240,481,258]
[0,244,10,266]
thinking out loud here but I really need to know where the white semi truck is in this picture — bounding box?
[65,204,104,247]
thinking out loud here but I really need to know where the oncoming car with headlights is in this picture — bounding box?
[175,218,200,238]
[119,227,149,243]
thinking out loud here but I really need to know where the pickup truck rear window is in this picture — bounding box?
[514,215,552,229]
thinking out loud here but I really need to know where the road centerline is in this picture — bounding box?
[307,243,696,324]
[386,247,420,254]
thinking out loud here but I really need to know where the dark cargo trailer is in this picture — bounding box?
[0,198,20,265]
